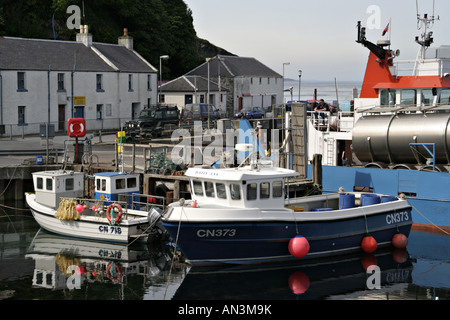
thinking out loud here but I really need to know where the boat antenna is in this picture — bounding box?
[415,0,439,60]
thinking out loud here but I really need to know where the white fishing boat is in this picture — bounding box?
[25,170,165,243]
[161,141,413,266]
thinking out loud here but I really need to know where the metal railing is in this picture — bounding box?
[0,117,131,139]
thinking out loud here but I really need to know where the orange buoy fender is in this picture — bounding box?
[288,236,310,258]
[361,235,378,253]
[106,203,123,224]
[392,233,408,249]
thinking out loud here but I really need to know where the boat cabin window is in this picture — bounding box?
[96,178,106,192]
[37,177,43,190]
[260,182,270,199]
[380,89,396,106]
[421,89,435,106]
[230,184,241,200]
[400,89,416,106]
[66,178,74,191]
[127,177,137,189]
[247,183,257,200]
[46,178,53,191]
[216,183,226,199]
[192,180,203,196]
[204,181,215,198]
[439,88,450,104]
[273,181,283,198]
[115,178,125,190]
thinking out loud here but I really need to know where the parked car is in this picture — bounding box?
[125,105,180,140]
[180,103,220,128]
[235,106,265,119]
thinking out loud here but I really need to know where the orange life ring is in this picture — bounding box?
[106,263,122,283]
[106,203,123,223]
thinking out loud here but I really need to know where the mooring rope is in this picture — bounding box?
[163,205,184,300]
[407,200,450,236]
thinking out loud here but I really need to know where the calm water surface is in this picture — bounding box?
[0,200,448,301]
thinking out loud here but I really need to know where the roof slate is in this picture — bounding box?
[186,55,282,78]
[0,36,155,73]
[161,75,229,92]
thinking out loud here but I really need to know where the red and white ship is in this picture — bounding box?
[307,7,450,232]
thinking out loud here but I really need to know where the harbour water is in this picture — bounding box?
[0,199,448,301]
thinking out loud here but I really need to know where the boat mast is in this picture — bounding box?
[414,0,438,74]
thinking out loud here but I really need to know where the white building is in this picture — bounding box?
[0,26,158,136]
[185,55,283,117]
[159,75,229,116]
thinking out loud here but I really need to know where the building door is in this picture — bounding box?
[58,105,65,131]
[132,103,140,120]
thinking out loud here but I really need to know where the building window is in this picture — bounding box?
[128,74,133,92]
[57,73,65,91]
[17,72,26,92]
[147,75,152,91]
[96,104,103,120]
[18,106,26,125]
[96,74,104,92]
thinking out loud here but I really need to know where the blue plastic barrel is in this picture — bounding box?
[36,155,43,165]
[361,193,380,206]
[381,195,397,203]
[339,193,355,209]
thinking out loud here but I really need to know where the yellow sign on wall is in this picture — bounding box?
[74,96,86,105]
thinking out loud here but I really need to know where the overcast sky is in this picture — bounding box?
[183,0,450,82]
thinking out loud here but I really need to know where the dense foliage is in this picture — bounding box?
[0,0,232,79]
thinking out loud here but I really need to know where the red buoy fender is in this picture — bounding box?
[288,236,310,258]
[106,203,123,223]
[392,233,408,249]
[361,235,378,253]
[288,272,310,295]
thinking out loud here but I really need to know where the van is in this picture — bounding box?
[180,104,220,128]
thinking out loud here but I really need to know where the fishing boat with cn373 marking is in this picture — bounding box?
[161,140,413,266]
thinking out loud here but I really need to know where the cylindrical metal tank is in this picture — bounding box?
[352,113,450,164]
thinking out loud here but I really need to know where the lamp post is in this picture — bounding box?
[206,57,212,129]
[159,55,169,103]
[282,62,290,103]
[298,70,302,101]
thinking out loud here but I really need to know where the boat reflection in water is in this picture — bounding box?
[25,229,186,298]
[24,230,415,300]
[172,248,413,300]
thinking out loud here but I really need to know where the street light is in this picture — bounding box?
[298,70,302,101]
[282,62,290,103]
[159,55,169,103]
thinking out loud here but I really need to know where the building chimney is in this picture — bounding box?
[118,28,133,50]
[76,25,92,47]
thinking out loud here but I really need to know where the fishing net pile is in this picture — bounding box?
[55,198,80,221]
